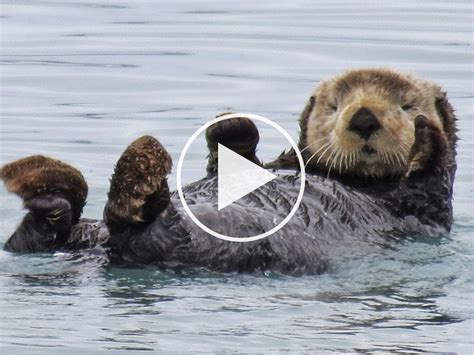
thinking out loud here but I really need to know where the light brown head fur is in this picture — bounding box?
[300,68,452,178]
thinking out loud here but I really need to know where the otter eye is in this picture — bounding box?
[402,104,414,111]
[329,104,337,112]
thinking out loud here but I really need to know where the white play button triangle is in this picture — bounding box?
[217,143,277,211]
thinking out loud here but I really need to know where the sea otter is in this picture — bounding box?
[0,69,457,275]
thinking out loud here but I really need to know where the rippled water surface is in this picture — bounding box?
[1,0,473,353]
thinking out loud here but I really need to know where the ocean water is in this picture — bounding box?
[0,0,473,353]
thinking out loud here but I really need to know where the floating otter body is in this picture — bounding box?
[1,69,457,275]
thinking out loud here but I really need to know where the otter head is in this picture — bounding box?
[301,68,455,178]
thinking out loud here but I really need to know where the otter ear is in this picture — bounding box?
[298,95,316,148]
[435,92,457,149]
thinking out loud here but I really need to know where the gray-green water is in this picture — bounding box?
[0,0,473,353]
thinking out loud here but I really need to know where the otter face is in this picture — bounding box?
[303,69,448,178]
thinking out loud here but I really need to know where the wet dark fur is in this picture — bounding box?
[103,135,172,228]
[1,74,457,275]
[0,155,87,222]
[205,113,261,175]
[265,96,315,171]
[1,156,88,252]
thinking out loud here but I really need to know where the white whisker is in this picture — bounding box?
[392,150,400,166]
[326,148,340,176]
[381,147,387,164]
[379,147,386,164]
[327,158,336,178]
[338,151,345,173]
[326,147,338,168]
[389,149,396,165]
[350,151,355,166]
[384,147,393,165]
[396,151,405,167]
[300,138,326,153]
[304,151,318,168]
[315,144,333,166]
[333,150,342,173]
[304,142,331,168]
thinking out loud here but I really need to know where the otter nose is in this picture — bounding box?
[348,107,381,140]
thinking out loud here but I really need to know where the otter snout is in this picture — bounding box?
[348,107,381,140]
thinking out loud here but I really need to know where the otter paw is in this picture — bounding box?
[0,155,88,223]
[205,113,261,174]
[404,115,448,180]
[24,195,73,236]
[1,156,88,252]
[104,135,172,228]
[4,195,74,253]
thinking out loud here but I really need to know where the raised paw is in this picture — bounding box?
[24,195,73,235]
[404,115,449,180]
[0,155,88,222]
[104,135,172,228]
[205,112,261,175]
[1,155,88,252]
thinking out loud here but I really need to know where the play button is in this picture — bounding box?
[217,144,277,210]
[176,113,306,242]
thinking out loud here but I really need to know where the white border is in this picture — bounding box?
[176,113,306,242]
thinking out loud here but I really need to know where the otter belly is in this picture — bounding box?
[107,174,412,275]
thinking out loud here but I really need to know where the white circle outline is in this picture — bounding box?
[176,113,306,243]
